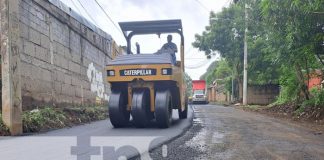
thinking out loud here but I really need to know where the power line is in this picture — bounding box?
[70,0,83,15]
[185,54,216,69]
[185,46,210,60]
[185,59,210,69]
[92,0,138,52]
[186,58,207,60]
[184,46,196,58]
[185,51,219,68]
[76,0,99,26]
[185,58,217,69]
[225,0,233,7]
[93,0,124,35]
[194,0,210,12]
[194,0,232,13]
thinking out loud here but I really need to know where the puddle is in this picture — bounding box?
[193,118,203,124]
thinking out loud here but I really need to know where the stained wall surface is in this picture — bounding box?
[18,0,115,109]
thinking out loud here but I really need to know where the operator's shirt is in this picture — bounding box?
[162,42,178,65]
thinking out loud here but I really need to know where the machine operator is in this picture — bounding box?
[161,35,178,65]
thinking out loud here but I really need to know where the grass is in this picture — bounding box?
[242,105,266,111]
[22,107,67,132]
[1,105,108,135]
[0,113,10,136]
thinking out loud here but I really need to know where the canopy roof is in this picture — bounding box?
[119,19,184,54]
[119,19,183,38]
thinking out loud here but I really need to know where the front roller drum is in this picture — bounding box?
[131,89,154,128]
[108,90,130,128]
[155,89,173,128]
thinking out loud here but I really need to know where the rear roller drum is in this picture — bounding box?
[131,89,154,128]
[108,90,130,128]
[155,89,173,128]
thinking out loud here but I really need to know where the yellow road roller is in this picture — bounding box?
[106,19,188,128]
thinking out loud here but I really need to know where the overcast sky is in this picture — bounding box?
[60,0,230,79]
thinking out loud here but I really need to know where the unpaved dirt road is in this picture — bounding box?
[144,104,324,160]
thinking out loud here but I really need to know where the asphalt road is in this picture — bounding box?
[0,108,193,160]
[145,104,324,160]
[2,104,323,160]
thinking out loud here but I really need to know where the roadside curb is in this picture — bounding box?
[129,105,194,159]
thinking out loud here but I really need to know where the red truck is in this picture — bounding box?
[192,80,208,104]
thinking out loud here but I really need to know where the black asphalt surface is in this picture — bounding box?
[0,108,193,160]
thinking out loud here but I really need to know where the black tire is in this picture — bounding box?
[131,89,153,128]
[178,97,188,119]
[108,90,130,128]
[155,89,172,128]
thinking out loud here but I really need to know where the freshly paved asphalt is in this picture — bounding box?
[0,107,193,160]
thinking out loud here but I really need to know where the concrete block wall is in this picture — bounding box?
[247,84,280,105]
[208,84,279,105]
[18,0,113,110]
[207,87,228,102]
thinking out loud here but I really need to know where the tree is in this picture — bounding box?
[261,0,324,102]
[199,59,232,94]
[193,5,244,95]
[193,0,280,99]
[199,61,218,85]
[184,72,193,96]
[193,0,323,104]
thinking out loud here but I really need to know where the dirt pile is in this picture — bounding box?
[263,104,324,124]
[241,103,324,127]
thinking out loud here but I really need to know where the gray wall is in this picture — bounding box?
[208,84,279,105]
[18,0,114,109]
[247,84,279,105]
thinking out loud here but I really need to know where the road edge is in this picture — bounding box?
[129,105,194,159]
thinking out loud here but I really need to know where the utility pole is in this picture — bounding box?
[231,75,234,102]
[242,3,248,105]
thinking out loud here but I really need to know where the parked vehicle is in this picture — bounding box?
[192,80,208,104]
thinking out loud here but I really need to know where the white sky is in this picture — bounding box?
[59,0,230,79]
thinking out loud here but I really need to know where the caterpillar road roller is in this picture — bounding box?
[106,19,188,128]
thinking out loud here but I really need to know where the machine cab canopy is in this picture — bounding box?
[119,19,184,55]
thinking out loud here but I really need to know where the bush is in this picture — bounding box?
[0,113,10,135]
[22,107,67,132]
[0,106,108,134]
[294,105,306,115]
[275,68,300,105]
[302,88,324,108]
[311,88,324,107]
[23,106,108,133]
